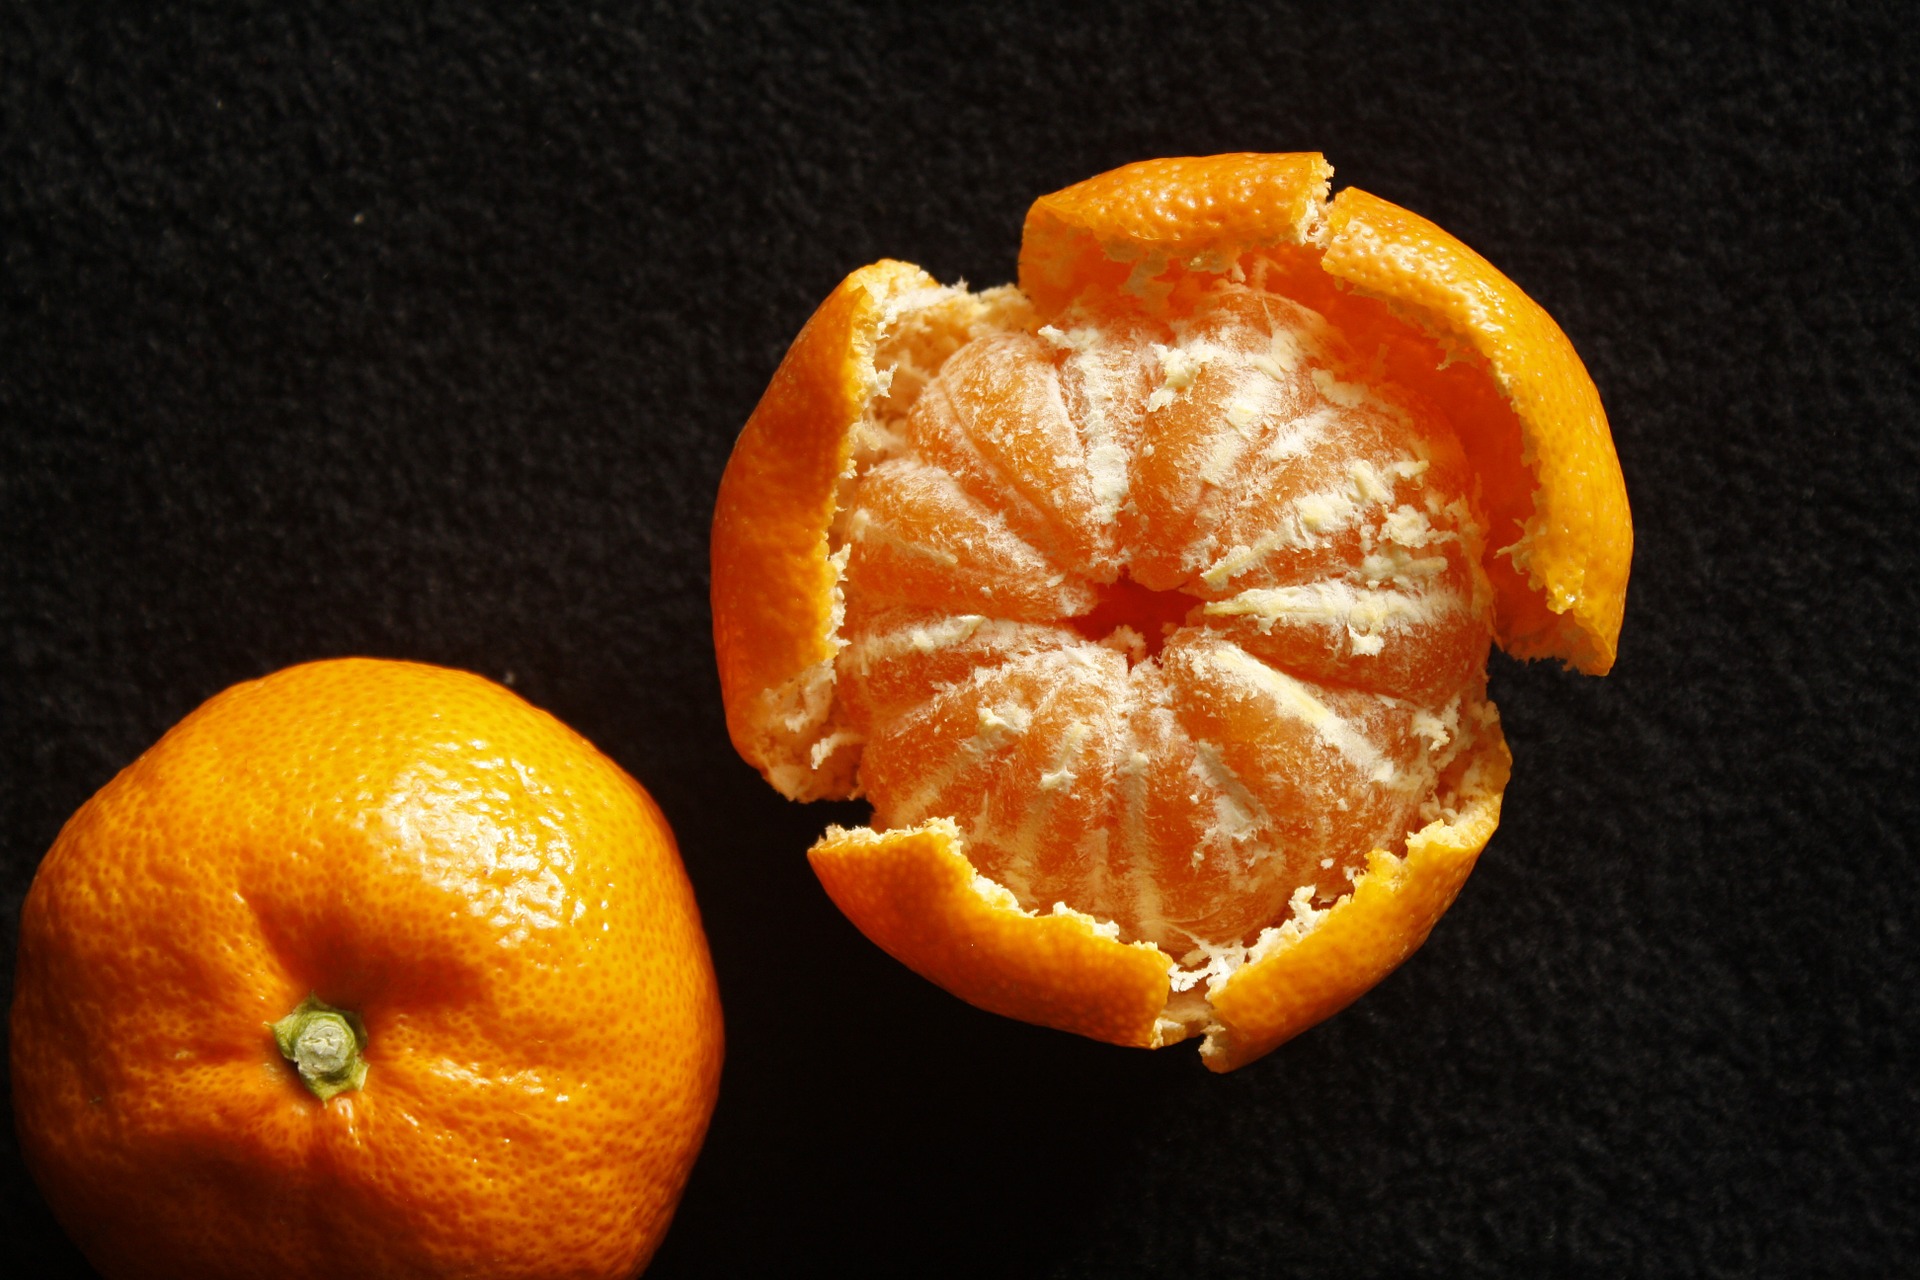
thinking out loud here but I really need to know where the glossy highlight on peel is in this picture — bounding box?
[712,154,1629,1071]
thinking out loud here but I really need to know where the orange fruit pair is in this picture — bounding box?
[10,659,724,1279]
[712,153,1630,1070]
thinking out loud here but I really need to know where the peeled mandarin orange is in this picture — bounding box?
[711,154,1629,1071]
[9,659,723,1279]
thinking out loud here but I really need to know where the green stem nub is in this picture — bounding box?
[271,995,369,1103]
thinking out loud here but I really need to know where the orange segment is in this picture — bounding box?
[712,154,1630,1070]
[1158,629,1451,908]
[905,331,1120,578]
[844,457,1098,619]
[857,645,1104,833]
[836,610,1074,733]
[1113,662,1235,945]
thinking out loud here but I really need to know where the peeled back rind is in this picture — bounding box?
[809,819,1177,1048]
[712,262,924,799]
[712,262,1032,798]
[1320,189,1631,672]
[805,717,1508,1071]
[1201,719,1512,1071]
[1020,153,1630,673]
[1020,153,1333,314]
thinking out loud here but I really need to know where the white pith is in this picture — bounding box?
[763,263,1501,1048]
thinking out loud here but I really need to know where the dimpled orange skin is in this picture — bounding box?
[714,154,1629,1071]
[10,659,723,1280]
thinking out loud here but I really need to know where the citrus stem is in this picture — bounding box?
[271,995,369,1102]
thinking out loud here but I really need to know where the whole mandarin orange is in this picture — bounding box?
[711,153,1630,1070]
[10,658,723,1279]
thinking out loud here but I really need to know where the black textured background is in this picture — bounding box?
[4,2,1916,1276]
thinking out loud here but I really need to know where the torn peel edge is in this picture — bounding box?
[805,717,1511,1072]
[712,260,1034,798]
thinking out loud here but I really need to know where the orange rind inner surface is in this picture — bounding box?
[713,154,1628,1070]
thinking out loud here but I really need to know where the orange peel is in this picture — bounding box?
[712,154,1628,1070]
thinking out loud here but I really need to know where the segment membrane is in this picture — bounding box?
[843,458,1098,619]
[906,333,1119,580]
